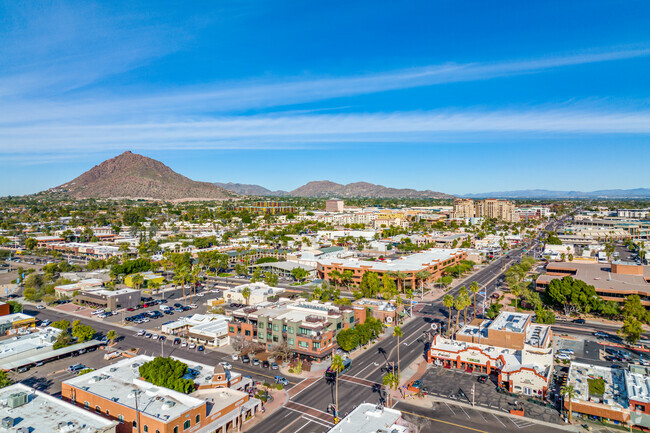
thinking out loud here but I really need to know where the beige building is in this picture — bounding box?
[325,199,345,212]
[453,198,518,222]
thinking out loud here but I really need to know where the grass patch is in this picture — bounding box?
[588,377,605,397]
[218,273,234,277]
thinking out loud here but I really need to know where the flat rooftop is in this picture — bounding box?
[568,362,628,409]
[488,312,531,334]
[539,262,650,294]
[319,248,463,272]
[625,369,650,404]
[326,403,406,433]
[64,356,207,421]
[0,383,117,433]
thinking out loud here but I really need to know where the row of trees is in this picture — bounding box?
[335,316,384,352]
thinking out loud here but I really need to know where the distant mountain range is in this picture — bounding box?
[462,188,650,199]
[213,182,290,197]
[214,180,453,199]
[46,151,235,201]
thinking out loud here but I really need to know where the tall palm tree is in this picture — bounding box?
[443,294,454,337]
[382,372,400,407]
[175,264,190,304]
[393,326,403,372]
[458,287,469,325]
[560,384,577,422]
[415,270,431,297]
[331,355,346,419]
[241,286,251,305]
[405,288,415,317]
[329,270,342,289]
[470,282,480,319]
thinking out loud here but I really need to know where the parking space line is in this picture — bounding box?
[459,406,471,419]
[444,402,456,416]
[491,413,506,427]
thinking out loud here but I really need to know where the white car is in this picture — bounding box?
[36,305,45,310]
[91,309,105,315]
[181,341,188,348]
[555,353,571,360]
[189,304,198,309]
[231,353,239,361]
[557,349,575,355]
[151,334,159,340]
[593,331,608,338]
[219,361,232,370]
[137,330,146,336]
[189,343,196,349]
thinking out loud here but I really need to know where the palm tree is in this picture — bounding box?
[560,384,577,422]
[106,330,117,344]
[458,286,469,325]
[405,288,415,317]
[415,270,430,297]
[329,270,342,289]
[443,294,454,337]
[393,325,403,372]
[175,264,190,303]
[382,371,400,407]
[241,286,251,305]
[395,272,409,292]
[131,274,145,291]
[331,355,346,419]
[454,296,464,332]
[470,282,480,319]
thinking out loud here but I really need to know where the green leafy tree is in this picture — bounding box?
[359,272,381,298]
[0,371,12,388]
[53,332,73,349]
[622,295,648,323]
[8,301,22,314]
[51,320,70,331]
[619,316,643,345]
[534,308,556,324]
[139,357,195,394]
[72,323,96,342]
[290,267,309,282]
[25,238,37,250]
[382,371,400,407]
[264,272,279,287]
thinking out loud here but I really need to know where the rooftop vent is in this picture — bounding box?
[163,400,176,409]
[1,417,15,428]
[6,392,28,408]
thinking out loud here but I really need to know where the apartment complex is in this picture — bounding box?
[317,248,466,290]
[62,355,260,433]
[428,312,554,397]
[452,198,519,222]
[536,261,650,306]
[228,300,364,362]
[230,201,296,215]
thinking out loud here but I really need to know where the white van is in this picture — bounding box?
[159,305,171,312]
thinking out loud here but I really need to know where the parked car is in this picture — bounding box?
[41,320,52,327]
[572,318,586,324]
[270,362,279,370]
[232,353,239,361]
[262,360,270,368]
[198,345,204,352]
[252,358,260,366]
[68,363,85,373]
[594,331,608,338]
[181,341,188,348]
[219,362,232,370]
[555,353,571,360]
[242,355,250,363]
[557,348,575,355]
[173,338,181,345]
[36,305,45,310]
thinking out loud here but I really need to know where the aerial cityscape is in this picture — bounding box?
[1,2,649,433]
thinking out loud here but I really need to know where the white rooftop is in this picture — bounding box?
[568,362,628,409]
[0,383,117,433]
[625,369,650,404]
[488,311,531,334]
[327,403,406,433]
[319,248,463,272]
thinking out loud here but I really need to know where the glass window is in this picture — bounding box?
[288,338,294,345]
[258,322,264,328]
[229,326,234,333]
[144,426,149,433]
[118,415,124,423]
[273,324,279,331]
[245,330,251,336]
[174,427,178,433]
[288,327,294,334]
[133,421,137,428]
[84,401,89,409]
[184,420,191,430]
[195,414,200,424]
[273,336,278,342]
[298,341,309,348]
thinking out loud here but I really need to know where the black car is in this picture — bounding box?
[478,375,489,383]
[174,303,183,308]
[242,355,250,363]
[573,318,586,324]
[262,360,270,368]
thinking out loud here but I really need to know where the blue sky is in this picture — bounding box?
[1,0,649,196]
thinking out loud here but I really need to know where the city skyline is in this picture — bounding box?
[1,1,649,196]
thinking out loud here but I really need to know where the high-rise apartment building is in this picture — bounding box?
[453,198,518,222]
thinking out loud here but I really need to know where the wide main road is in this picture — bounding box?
[248,219,570,432]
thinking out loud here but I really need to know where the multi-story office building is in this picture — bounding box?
[228,300,364,362]
[317,248,466,291]
[452,199,475,218]
[325,199,345,212]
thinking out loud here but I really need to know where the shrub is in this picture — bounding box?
[139,357,195,394]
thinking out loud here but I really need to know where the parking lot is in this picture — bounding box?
[419,366,563,425]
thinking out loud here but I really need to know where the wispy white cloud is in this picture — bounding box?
[1,108,649,155]
[1,46,649,125]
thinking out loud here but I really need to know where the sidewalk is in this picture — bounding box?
[240,388,289,430]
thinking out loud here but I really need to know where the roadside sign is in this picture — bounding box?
[479,291,486,295]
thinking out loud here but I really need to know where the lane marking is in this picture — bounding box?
[492,413,507,427]
[444,402,456,415]
[283,407,334,427]
[459,405,471,419]
[399,410,490,433]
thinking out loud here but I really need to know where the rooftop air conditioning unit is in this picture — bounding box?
[1,417,15,428]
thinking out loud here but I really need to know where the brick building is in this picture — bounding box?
[228,300,364,362]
